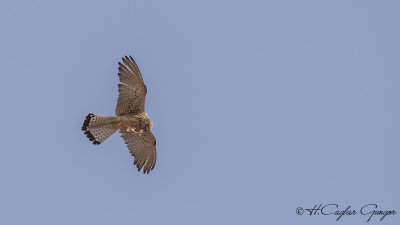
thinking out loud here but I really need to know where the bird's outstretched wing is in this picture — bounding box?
[116,56,147,116]
[120,130,157,173]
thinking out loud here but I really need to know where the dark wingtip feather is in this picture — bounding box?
[122,57,128,65]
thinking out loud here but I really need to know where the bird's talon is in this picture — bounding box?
[129,128,143,136]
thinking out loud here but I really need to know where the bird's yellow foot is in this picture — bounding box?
[114,122,121,128]
[130,128,143,136]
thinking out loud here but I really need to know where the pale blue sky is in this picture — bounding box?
[1,1,399,224]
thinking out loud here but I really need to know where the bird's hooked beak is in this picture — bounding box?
[144,121,151,130]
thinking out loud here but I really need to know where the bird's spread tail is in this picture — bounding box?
[82,114,119,145]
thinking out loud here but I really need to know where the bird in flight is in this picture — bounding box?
[82,55,156,174]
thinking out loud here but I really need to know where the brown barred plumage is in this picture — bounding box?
[82,55,157,174]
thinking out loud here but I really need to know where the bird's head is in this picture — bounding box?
[140,119,153,131]
[145,119,154,130]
